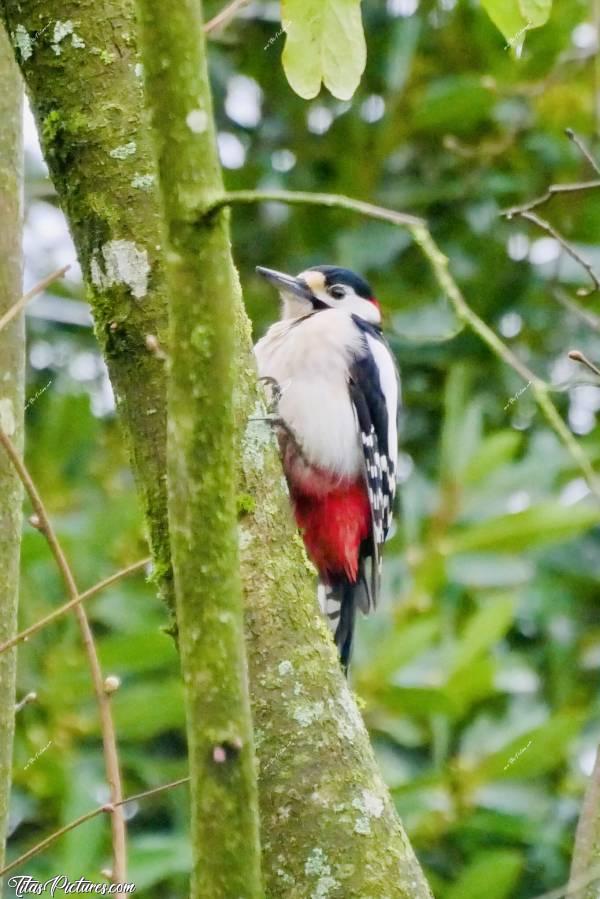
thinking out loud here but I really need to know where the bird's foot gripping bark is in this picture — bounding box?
[257,375,283,414]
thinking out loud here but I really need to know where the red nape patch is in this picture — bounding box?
[369,296,380,310]
[292,480,371,583]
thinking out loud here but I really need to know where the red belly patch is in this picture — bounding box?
[291,475,371,584]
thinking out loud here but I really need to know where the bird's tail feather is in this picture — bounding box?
[318,565,371,674]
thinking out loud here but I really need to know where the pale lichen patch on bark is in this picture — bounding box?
[131,172,154,189]
[352,789,385,836]
[110,141,137,159]
[304,848,340,899]
[51,20,85,55]
[90,240,150,299]
[13,24,32,59]
[292,700,325,727]
[243,404,273,473]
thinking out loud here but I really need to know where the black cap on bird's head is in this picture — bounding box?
[256,264,380,324]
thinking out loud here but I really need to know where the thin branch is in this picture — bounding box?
[518,210,600,294]
[0,429,127,892]
[204,0,249,34]
[14,692,37,713]
[0,264,70,335]
[215,189,600,500]
[566,128,600,176]
[0,777,189,878]
[553,287,600,333]
[206,189,426,229]
[503,180,600,217]
[0,557,150,656]
[569,350,600,378]
[531,863,600,899]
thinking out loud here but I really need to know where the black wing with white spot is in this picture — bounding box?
[349,318,399,602]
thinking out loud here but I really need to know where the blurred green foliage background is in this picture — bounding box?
[9,0,600,896]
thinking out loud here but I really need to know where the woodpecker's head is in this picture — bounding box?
[256,264,381,325]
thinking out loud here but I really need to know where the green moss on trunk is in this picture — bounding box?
[0,0,173,611]
[0,4,433,895]
[136,0,263,895]
[0,23,23,885]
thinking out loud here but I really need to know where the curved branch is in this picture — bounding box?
[204,0,249,34]
[0,430,127,892]
[0,557,150,656]
[0,264,69,334]
[0,777,189,878]
[206,188,425,228]
[511,209,600,295]
[554,288,600,333]
[216,189,600,501]
[503,180,600,217]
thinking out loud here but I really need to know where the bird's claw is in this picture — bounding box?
[258,376,283,414]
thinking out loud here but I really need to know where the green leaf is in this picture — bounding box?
[520,0,552,28]
[445,849,524,899]
[480,0,552,51]
[448,553,533,588]
[471,711,583,782]
[281,0,366,100]
[463,431,522,484]
[374,685,454,717]
[449,595,516,675]
[361,617,439,682]
[440,365,481,484]
[129,834,191,890]
[481,0,528,47]
[446,502,600,554]
[112,679,185,739]
[445,656,496,717]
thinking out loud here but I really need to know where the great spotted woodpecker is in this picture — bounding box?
[254,264,399,671]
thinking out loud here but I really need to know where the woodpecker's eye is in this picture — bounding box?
[329,285,346,299]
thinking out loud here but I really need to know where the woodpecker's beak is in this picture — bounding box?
[256,266,313,302]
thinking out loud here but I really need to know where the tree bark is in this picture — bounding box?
[0,4,433,896]
[0,23,23,886]
[0,0,174,611]
[136,1,262,895]
[569,744,600,898]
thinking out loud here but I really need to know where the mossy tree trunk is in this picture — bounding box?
[0,0,174,610]
[0,3,433,896]
[136,0,262,895]
[0,23,24,888]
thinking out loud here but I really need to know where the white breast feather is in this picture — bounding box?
[254,311,365,478]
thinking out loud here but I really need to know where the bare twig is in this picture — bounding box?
[205,188,425,229]
[14,692,37,713]
[215,188,600,500]
[553,288,600,333]
[566,128,600,176]
[518,210,600,295]
[0,777,189,877]
[503,180,600,217]
[502,131,600,297]
[204,0,249,34]
[0,264,70,335]
[569,350,600,378]
[0,557,150,656]
[0,429,127,892]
